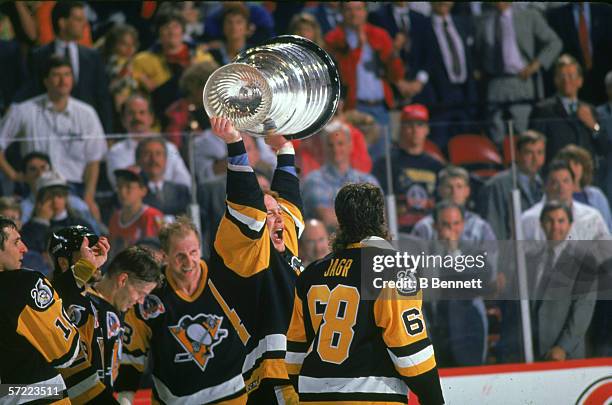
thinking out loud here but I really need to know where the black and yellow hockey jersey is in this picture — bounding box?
[209,140,304,394]
[286,238,445,405]
[53,260,124,404]
[119,260,247,404]
[0,269,80,404]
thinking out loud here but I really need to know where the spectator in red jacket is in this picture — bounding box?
[324,1,404,161]
[108,167,163,258]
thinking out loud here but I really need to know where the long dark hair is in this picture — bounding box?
[331,183,388,254]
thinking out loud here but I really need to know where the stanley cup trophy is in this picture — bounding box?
[203,35,340,139]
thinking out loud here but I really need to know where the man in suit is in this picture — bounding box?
[474,2,561,145]
[136,137,190,219]
[368,2,433,106]
[529,200,597,360]
[478,130,545,239]
[422,2,478,149]
[529,54,607,168]
[546,3,612,105]
[596,71,612,204]
[18,1,112,133]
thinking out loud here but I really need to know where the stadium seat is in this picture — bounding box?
[448,134,503,178]
[424,139,447,164]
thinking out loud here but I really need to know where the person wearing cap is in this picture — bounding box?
[19,151,104,235]
[373,103,445,233]
[20,170,95,255]
[302,118,380,230]
[49,227,161,404]
[108,167,164,258]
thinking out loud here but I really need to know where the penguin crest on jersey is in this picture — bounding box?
[30,278,54,309]
[169,314,228,371]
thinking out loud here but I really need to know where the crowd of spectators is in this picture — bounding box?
[0,1,611,367]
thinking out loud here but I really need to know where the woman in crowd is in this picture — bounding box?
[555,144,612,231]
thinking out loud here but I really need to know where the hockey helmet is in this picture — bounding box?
[48,225,99,259]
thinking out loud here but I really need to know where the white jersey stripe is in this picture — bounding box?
[227,205,266,233]
[299,375,408,395]
[242,334,286,374]
[387,345,435,369]
[153,373,244,405]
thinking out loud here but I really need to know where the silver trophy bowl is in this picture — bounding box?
[203,35,340,139]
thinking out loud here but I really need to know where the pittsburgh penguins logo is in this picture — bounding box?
[169,314,228,371]
[396,269,418,296]
[30,279,54,309]
[139,294,165,320]
[67,304,87,325]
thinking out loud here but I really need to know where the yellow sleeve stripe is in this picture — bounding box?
[280,199,304,237]
[243,358,289,393]
[279,199,304,255]
[214,217,270,277]
[17,298,78,364]
[394,353,437,377]
[227,201,266,232]
[72,259,97,288]
[285,362,302,376]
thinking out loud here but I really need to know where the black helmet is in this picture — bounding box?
[48,225,99,259]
